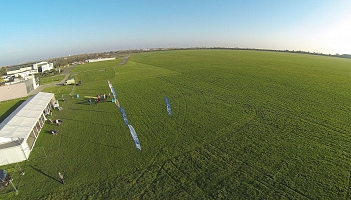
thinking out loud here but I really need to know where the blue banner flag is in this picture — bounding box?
[111,88,117,99]
[164,97,172,116]
[108,80,118,101]
[108,80,141,151]
[128,125,141,150]
[119,108,129,126]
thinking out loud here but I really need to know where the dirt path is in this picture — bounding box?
[118,55,130,66]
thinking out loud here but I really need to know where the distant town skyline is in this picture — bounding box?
[1,0,350,67]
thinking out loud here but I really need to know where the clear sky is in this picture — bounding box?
[1,0,350,66]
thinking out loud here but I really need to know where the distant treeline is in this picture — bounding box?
[2,47,350,76]
[162,47,351,59]
[46,47,351,67]
[47,50,132,68]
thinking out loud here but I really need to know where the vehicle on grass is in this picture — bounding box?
[64,78,82,85]
[64,78,75,85]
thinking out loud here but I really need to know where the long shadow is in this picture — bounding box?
[126,113,164,118]
[67,107,119,114]
[58,117,109,126]
[0,100,26,123]
[57,116,123,128]
[74,100,112,105]
[74,88,109,92]
[73,101,92,105]
[45,130,59,135]
[30,165,61,184]
[62,134,128,150]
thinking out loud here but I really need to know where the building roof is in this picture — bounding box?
[0,92,54,144]
[6,63,35,72]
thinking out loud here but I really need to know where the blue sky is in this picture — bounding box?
[1,0,350,66]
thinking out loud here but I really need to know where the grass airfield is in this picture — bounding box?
[2,50,351,199]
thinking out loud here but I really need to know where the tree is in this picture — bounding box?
[58,59,69,67]
[0,66,6,76]
[53,62,60,68]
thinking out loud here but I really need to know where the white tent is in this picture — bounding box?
[0,92,55,166]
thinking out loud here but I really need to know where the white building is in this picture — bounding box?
[7,61,54,78]
[86,58,116,63]
[6,63,37,78]
[33,62,54,73]
[0,75,40,102]
[0,92,55,166]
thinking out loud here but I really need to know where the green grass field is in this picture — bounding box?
[2,50,351,199]
[0,99,26,123]
[39,74,66,85]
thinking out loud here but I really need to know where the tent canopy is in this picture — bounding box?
[0,92,54,144]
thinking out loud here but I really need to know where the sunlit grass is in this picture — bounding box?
[2,50,351,199]
[39,75,66,85]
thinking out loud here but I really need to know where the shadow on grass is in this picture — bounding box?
[62,134,128,150]
[64,107,118,114]
[73,100,113,105]
[58,117,114,128]
[45,130,59,135]
[30,165,61,184]
[0,100,26,123]
[126,113,163,118]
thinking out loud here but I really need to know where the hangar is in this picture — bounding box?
[0,92,55,166]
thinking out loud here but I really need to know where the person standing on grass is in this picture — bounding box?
[58,172,65,185]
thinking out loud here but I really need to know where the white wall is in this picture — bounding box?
[34,62,54,72]
[0,145,26,166]
[7,62,53,78]
[87,58,116,62]
[7,66,34,77]
[25,76,39,91]
[0,82,27,102]
[0,92,53,166]
[40,63,53,72]
[21,142,31,159]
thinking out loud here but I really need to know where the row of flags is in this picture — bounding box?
[107,80,172,151]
